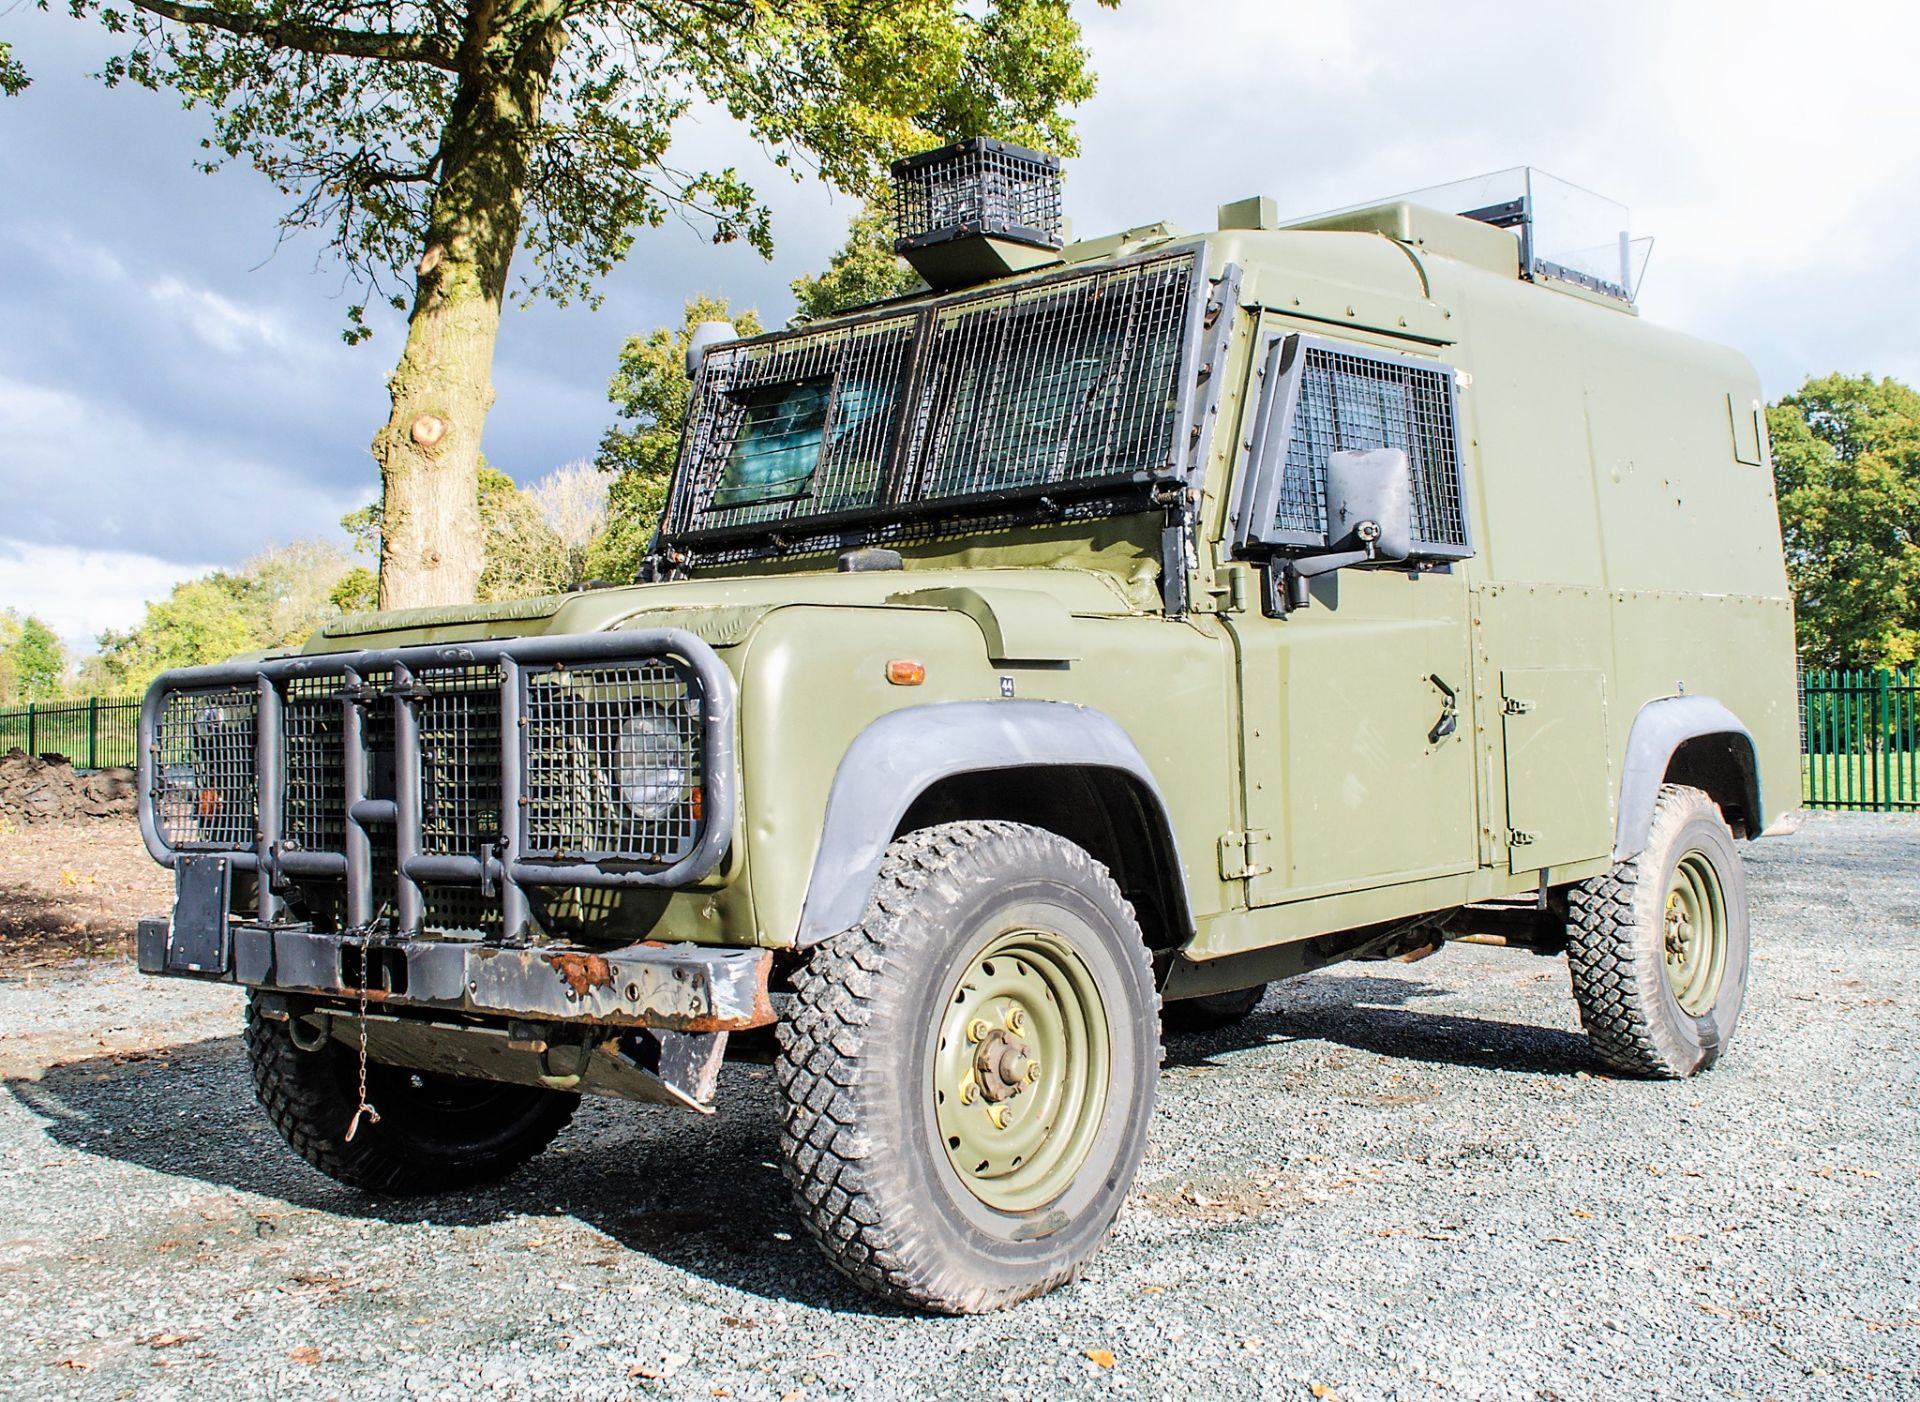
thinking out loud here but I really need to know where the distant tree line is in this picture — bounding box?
[1768,374,1920,668]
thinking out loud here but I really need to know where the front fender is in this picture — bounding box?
[793,700,1189,946]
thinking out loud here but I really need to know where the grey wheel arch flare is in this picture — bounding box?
[1615,695,1762,863]
[793,700,1192,946]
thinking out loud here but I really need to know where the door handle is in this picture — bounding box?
[1427,674,1458,744]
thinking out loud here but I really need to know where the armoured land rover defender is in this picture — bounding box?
[134,147,1798,1313]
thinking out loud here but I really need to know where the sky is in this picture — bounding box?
[3,0,1917,650]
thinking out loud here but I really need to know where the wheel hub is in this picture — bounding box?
[1662,849,1728,1016]
[932,928,1111,1214]
[972,1023,1038,1103]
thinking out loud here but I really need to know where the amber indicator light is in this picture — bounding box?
[886,659,927,686]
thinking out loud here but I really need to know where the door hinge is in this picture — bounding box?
[1218,829,1273,881]
[1502,697,1534,716]
[1508,828,1537,847]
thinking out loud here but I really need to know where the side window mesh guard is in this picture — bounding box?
[1237,334,1472,559]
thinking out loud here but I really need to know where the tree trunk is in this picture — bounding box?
[373,7,566,610]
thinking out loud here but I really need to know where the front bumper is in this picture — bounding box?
[136,916,773,1033]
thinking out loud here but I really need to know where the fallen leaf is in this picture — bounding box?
[1544,1235,1579,1244]
[805,1350,839,1361]
[1310,1384,1342,1401]
[1084,1349,1116,1368]
[711,1391,732,1398]
[1240,1338,1265,1352]
[781,1392,805,1402]
[55,1359,91,1372]
[1140,1284,1166,1294]
[628,1364,666,1380]
[142,1332,202,1349]
[1569,1209,1595,1220]
[289,1345,322,1365]
[1698,1303,1735,1319]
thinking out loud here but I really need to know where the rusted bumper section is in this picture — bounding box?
[135,916,774,1033]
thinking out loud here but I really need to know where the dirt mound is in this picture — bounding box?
[0,749,138,824]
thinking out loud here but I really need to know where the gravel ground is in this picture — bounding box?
[2,813,1916,1402]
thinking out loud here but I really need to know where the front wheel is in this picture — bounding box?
[1565,784,1750,1077]
[776,821,1160,1313]
[245,999,579,1194]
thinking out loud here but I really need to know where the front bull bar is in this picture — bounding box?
[135,629,738,941]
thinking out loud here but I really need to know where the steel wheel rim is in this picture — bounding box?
[1663,849,1728,1015]
[932,927,1111,1214]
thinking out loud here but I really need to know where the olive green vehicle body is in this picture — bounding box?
[286,202,1798,984]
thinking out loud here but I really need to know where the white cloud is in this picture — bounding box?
[1071,0,1920,395]
[10,223,305,363]
[0,371,367,561]
[0,538,214,650]
[146,274,296,359]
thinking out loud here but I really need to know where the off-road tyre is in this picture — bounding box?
[775,821,1161,1314]
[244,997,579,1194]
[1163,983,1269,1033]
[1565,783,1750,1078]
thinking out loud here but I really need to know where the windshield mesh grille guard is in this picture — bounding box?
[663,249,1204,553]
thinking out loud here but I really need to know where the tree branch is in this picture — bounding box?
[126,0,461,69]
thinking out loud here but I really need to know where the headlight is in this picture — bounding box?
[615,710,693,822]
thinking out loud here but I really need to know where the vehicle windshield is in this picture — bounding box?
[660,248,1202,560]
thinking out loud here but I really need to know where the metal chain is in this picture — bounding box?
[343,923,381,1144]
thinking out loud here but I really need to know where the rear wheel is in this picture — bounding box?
[776,821,1160,1313]
[244,998,578,1194]
[1565,784,1750,1077]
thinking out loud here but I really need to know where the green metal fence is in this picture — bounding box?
[1801,668,1920,811]
[0,696,141,770]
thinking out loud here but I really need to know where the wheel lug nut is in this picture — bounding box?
[967,1018,992,1043]
[1005,1006,1025,1033]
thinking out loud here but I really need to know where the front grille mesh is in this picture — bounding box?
[1272,344,1470,554]
[147,650,710,927]
[284,677,345,853]
[417,666,503,856]
[524,662,702,863]
[151,687,258,849]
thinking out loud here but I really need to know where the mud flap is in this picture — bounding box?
[167,856,233,975]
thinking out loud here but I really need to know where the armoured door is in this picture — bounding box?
[1226,330,1482,906]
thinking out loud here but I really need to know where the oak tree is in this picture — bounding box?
[62,0,1110,608]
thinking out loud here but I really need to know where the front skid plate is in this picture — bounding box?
[136,917,774,1033]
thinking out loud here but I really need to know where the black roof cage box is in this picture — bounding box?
[891,137,1064,254]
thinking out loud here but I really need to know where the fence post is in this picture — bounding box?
[87,696,100,770]
[1878,667,1892,811]
[24,701,33,758]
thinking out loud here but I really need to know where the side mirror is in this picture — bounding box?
[1326,447,1412,562]
[685,320,739,378]
[1262,448,1414,614]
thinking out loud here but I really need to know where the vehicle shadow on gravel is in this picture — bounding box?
[1162,971,1594,1076]
[7,1038,892,1314]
